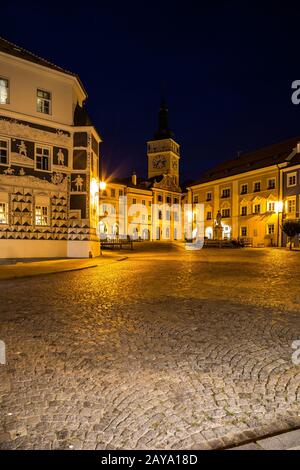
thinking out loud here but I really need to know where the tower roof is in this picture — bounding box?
[153,99,175,140]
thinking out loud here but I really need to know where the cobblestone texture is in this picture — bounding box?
[1,245,300,449]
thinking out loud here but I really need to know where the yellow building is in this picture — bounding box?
[99,101,183,241]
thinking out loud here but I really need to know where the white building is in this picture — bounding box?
[0,37,101,258]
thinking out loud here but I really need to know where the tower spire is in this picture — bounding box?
[154,99,174,140]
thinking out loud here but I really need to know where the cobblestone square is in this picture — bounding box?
[1,244,300,449]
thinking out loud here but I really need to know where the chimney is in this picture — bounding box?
[132,171,137,186]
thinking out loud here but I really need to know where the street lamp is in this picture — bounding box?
[99,181,107,191]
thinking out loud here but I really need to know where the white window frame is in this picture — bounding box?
[0,137,10,166]
[35,205,49,226]
[0,76,9,104]
[253,181,261,192]
[267,178,276,189]
[287,172,297,188]
[267,224,275,235]
[287,197,296,214]
[267,201,275,212]
[240,184,248,195]
[241,226,248,237]
[0,202,9,224]
[241,206,247,216]
[221,187,231,198]
[35,144,52,172]
[253,204,261,214]
[221,208,231,218]
[206,192,212,201]
[36,88,52,115]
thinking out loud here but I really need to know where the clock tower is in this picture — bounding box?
[147,100,180,185]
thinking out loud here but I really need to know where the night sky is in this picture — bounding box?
[2,1,300,184]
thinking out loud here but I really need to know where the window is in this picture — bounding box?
[148,201,152,206]
[0,139,9,165]
[221,208,230,218]
[241,206,247,216]
[268,201,275,212]
[158,210,162,220]
[268,179,276,189]
[132,198,137,204]
[206,192,212,201]
[157,195,163,202]
[287,199,296,213]
[206,211,212,220]
[111,188,116,198]
[193,195,199,203]
[241,184,248,195]
[37,89,51,114]
[0,77,9,104]
[174,197,178,204]
[119,189,123,196]
[35,206,49,226]
[0,202,8,224]
[142,200,146,205]
[221,188,230,198]
[166,196,171,203]
[287,172,297,187]
[241,227,247,237]
[174,212,179,222]
[267,224,275,235]
[166,210,171,221]
[254,204,261,214]
[254,181,261,192]
[166,227,170,238]
[35,146,51,171]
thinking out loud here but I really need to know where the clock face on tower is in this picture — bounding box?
[152,155,167,169]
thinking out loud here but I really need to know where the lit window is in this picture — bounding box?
[35,146,50,171]
[268,179,276,189]
[241,206,247,216]
[267,224,275,235]
[0,139,9,165]
[241,184,248,195]
[221,188,230,198]
[35,206,49,226]
[253,204,261,214]
[0,202,8,224]
[254,181,261,192]
[241,227,247,237]
[268,202,275,212]
[287,173,297,187]
[0,78,9,104]
[287,199,296,213]
[37,89,51,114]
[221,208,230,218]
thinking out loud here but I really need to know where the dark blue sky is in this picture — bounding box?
[2,1,300,183]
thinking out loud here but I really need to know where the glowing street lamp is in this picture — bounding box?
[99,181,107,191]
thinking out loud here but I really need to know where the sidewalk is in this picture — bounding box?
[229,428,300,450]
[0,253,123,280]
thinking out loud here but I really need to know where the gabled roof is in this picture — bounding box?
[0,36,87,97]
[191,136,300,186]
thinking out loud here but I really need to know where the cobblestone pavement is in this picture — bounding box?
[1,244,300,450]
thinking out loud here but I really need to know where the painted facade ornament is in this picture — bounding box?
[17,140,27,157]
[19,168,26,176]
[0,118,71,147]
[51,172,64,185]
[72,175,84,192]
[3,167,15,175]
[57,148,65,165]
[0,173,68,191]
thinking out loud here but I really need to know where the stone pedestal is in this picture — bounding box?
[214,225,223,241]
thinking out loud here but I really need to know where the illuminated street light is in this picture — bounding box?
[99,181,107,191]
